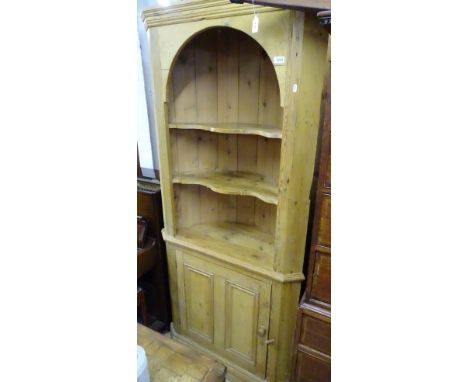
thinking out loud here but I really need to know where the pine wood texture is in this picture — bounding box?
[175,252,272,378]
[291,47,331,382]
[169,123,282,139]
[173,171,278,204]
[143,1,328,380]
[137,323,226,381]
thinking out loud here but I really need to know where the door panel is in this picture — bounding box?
[176,250,271,378]
[183,264,214,343]
[219,269,271,377]
[225,281,259,363]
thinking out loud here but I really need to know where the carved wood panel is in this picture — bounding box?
[224,281,259,364]
[183,265,215,343]
[177,250,271,378]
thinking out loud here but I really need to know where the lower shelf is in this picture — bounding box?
[176,222,275,269]
[163,223,305,283]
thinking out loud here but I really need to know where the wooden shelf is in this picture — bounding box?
[169,122,282,139]
[174,222,275,270]
[173,171,278,205]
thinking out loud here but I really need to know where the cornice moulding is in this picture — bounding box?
[141,0,282,29]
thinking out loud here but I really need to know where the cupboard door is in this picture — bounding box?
[183,264,215,343]
[177,251,271,378]
[220,272,271,377]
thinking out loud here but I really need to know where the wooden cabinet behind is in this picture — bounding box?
[137,181,172,331]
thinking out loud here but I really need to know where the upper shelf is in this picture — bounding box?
[169,122,282,139]
[173,171,279,205]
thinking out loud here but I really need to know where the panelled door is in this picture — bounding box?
[176,250,272,378]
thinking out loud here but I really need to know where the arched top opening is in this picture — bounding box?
[167,27,282,131]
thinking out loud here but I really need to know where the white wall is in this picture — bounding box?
[137,0,159,178]
[137,38,155,178]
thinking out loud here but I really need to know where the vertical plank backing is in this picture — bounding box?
[257,137,281,184]
[236,195,256,226]
[199,186,219,224]
[195,29,218,123]
[255,199,276,235]
[258,50,281,128]
[238,34,261,124]
[197,131,218,172]
[218,194,237,223]
[257,49,282,186]
[172,46,197,123]
[237,31,258,223]
[170,130,179,174]
[175,184,201,228]
[217,28,239,178]
[218,134,238,172]
[237,135,258,174]
[217,28,239,123]
[237,33,261,224]
[176,129,199,173]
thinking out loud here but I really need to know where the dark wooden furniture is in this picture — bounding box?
[137,236,157,278]
[137,286,149,326]
[137,216,149,248]
[291,65,331,381]
[137,180,172,331]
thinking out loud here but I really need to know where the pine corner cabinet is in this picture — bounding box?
[142,1,328,381]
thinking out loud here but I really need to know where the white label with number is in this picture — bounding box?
[252,15,259,33]
[273,56,286,65]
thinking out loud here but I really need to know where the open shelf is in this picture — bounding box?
[174,222,275,270]
[169,122,282,139]
[173,171,278,205]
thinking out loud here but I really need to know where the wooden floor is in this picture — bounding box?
[138,323,226,381]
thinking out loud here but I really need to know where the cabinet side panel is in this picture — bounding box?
[275,13,328,273]
[165,245,180,330]
[147,27,176,234]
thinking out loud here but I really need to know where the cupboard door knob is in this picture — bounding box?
[265,338,275,345]
[258,326,267,337]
